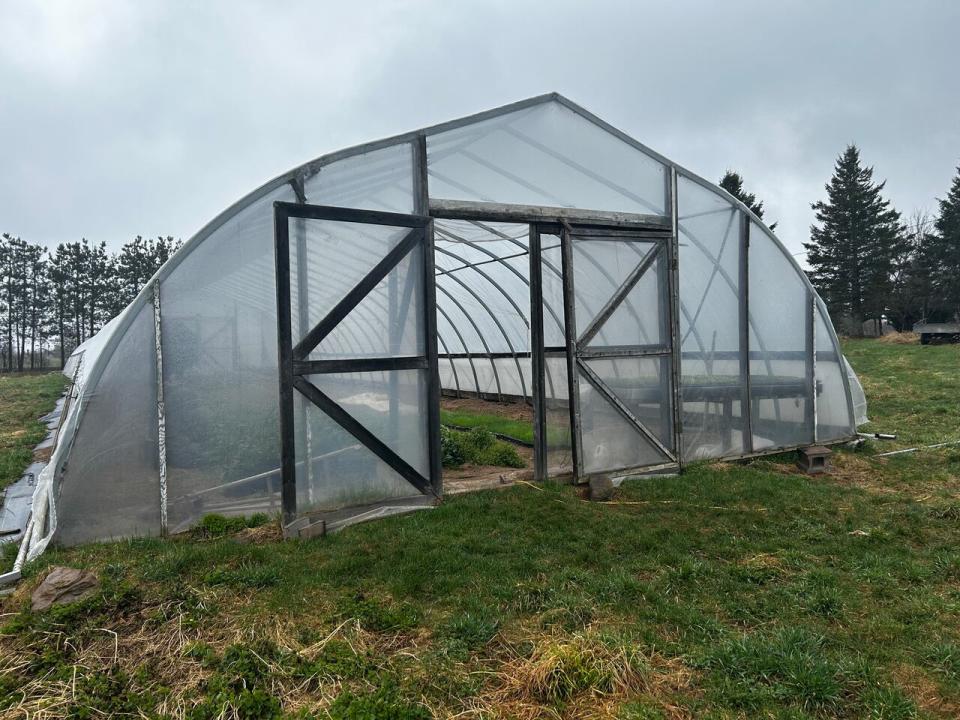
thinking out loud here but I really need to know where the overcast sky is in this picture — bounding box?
[1,0,957,263]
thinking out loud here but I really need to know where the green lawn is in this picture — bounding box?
[441,407,534,444]
[2,342,960,718]
[842,338,960,447]
[0,372,66,491]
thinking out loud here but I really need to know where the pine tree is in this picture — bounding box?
[0,235,15,370]
[719,170,777,231]
[887,211,938,331]
[1,235,29,370]
[932,165,960,320]
[86,241,111,336]
[113,234,181,310]
[804,146,903,331]
[0,236,49,370]
[0,232,185,371]
[62,241,90,345]
[48,244,74,367]
[24,243,46,369]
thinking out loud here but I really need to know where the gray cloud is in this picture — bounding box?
[1,0,958,261]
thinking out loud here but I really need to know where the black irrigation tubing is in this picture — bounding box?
[440,422,534,448]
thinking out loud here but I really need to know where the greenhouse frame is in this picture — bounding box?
[15,93,867,562]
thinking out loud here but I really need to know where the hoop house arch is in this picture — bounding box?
[19,93,865,558]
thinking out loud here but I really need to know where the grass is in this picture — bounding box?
[440,408,535,445]
[440,408,568,448]
[0,371,66,490]
[1,341,960,717]
[842,338,960,447]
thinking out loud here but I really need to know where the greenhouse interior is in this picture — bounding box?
[15,93,868,561]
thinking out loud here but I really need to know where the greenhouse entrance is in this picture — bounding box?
[529,221,679,481]
[429,202,684,489]
[274,199,682,526]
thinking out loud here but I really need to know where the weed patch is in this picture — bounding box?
[327,684,430,720]
[440,426,525,469]
[335,594,421,633]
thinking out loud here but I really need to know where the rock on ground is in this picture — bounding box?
[31,566,99,612]
[588,474,615,502]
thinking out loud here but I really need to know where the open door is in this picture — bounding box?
[274,203,440,529]
[531,221,679,480]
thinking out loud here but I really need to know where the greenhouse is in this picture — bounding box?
[17,93,867,559]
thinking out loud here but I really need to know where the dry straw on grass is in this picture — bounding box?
[465,632,693,720]
[878,331,919,344]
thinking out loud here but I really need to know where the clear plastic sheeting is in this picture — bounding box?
[677,176,745,460]
[289,224,426,361]
[427,100,667,216]
[545,355,572,474]
[845,357,869,427]
[540,236,566,348]
[578,372,666,473]
[56,302,161,544]
[304,142,415,214]
[571,238,664,348]
[439,356,531,399]
[294,394,421,513]
[583,357,673,449]
[18,301,145,561]
[814,301,855,439]
[749,221,813,450]
[439,356,531,400]
[588,260,664,348]
[310,370,429,480]
[161,183,296,531]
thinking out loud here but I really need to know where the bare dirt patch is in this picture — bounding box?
[891,663,959,718]
[443,445,534,494]
[33,445,53,463]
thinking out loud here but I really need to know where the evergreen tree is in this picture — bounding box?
[1,235,28,370]
[113,235,181,309]
[887,211,938,330]
[151,235,180,271]
[23,243,47,369]
[803,145,903,331]
[0,231,179,371]
[62,240,92,345]
[47,244,73,368]
[0,235,48,369]
[719,170,777,231]
[932,165,960,320]
[0,235,20,370]
[85,240,111,336]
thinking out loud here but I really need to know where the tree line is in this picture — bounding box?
[722,155,960,335]
[0,235,180,371]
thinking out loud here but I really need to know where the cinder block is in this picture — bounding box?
[797,445,832,474]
